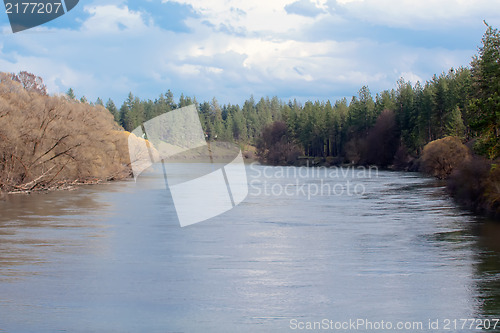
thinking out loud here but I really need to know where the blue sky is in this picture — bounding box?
[1,0,499,106]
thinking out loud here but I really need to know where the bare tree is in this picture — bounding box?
[0,73,130,192]
[11,71,48,95]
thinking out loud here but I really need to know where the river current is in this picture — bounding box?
[0,164,499,332]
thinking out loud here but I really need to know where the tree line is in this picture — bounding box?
[90,68,474,167]
[79,23,496,169]
[77,66,473,167]
[2,23,498,215]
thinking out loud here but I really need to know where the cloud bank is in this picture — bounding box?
[1,0,499,105]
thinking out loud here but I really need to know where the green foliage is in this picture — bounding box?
[470,22,500,159]
[109,23,496,167]
[445,106,466,138]
[395,79,418,152]
[106,98,120,123]
[112,64,477,167]
[66,88,76,100]
[5,24,500,217]
[375,90,396,114]
[349,86,376,136]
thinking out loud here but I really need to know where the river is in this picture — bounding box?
[0,164,499,332]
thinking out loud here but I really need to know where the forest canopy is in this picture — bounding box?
[1,23,499,217]
[108,23,498,166]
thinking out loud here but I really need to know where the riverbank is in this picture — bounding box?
[258,136,499,221]
[0,73,132,194]
[447,156,500,220]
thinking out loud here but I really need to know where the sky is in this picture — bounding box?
[1,0,500,106]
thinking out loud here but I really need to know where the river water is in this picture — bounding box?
[0,164,499,332]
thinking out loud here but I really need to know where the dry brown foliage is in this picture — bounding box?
[363,110,399,167]
[447,156,500,218]
[10,71,48,95]
[0,73,131,192]
[484,164,500,217]
[256,121,302,165]
[421,136,471,179]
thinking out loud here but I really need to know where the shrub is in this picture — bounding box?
[420,136,471,179]
[448,156,500,218]
[484,163,500,217]
[256,121,302,165]
[447,157,490,212]
[0,73,130,192]
[392,144,418,171]
[344,138,366,164]
[362,109,399,167]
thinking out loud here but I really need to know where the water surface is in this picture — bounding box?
[0,164,499,332]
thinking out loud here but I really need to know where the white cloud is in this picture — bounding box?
[330,0,500,29]
[285,0,326,17]
[82,5,150,33]
[0,52,94,95]
[170,0,324,35]
[399,72,423,85]
[0,0,493,105]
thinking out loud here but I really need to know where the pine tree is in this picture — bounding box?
[165,90,176,110]
[119,93,135,131]
[66,88,76,100]
[445,106,466,138]
[396,79,418,152]
[349,86,376,138]
[106,99,120,123]
[470,22,500,159]
[210,97,223,139]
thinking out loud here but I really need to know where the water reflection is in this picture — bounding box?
[0,187,113,280]
[0,167,499,332]
[429,218,500,324]
[474,220,500,319]
[0,188,109,224]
